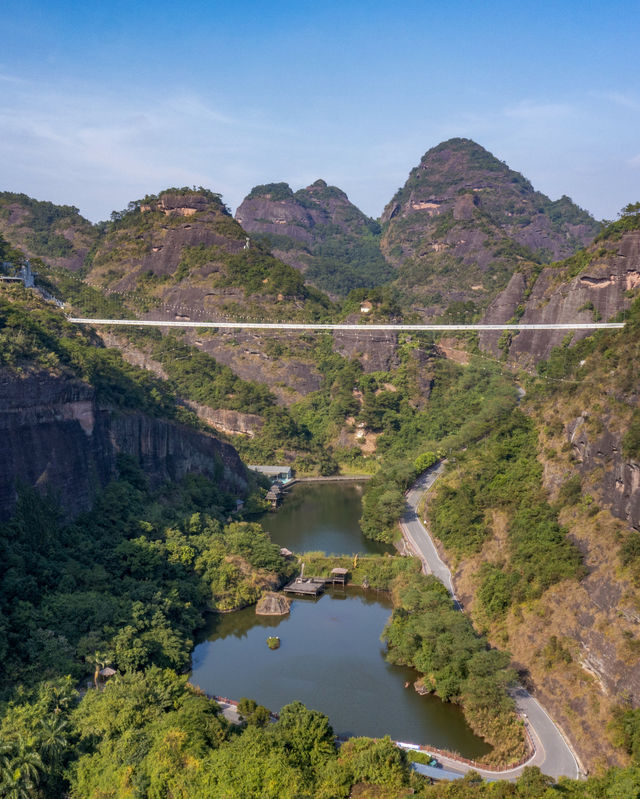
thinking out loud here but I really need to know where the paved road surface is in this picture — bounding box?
[400,464,581,782]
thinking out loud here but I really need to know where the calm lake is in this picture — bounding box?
[190,481,491,757]
[259,481,393,555]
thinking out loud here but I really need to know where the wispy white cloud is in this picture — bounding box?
[0,69,29,84]
[0,73,638,224]
[503,100,577,121]
[0,76,305,219]
[592,90,640,110]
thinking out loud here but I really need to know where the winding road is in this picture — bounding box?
[399,464,582,782]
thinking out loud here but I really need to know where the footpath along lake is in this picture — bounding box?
[190,481,491,757]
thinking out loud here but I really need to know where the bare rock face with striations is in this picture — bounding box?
[87,188,249,299]
[480,230,640,363]
[568,414,640,530]
[236,180,376,248]
[381,138,599,316]
[0,369,247,520]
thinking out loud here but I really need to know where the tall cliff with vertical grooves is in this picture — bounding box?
[0,287,248,520]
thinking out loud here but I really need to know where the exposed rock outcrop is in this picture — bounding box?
[236,180,377,249]
[480,231,640,363]
[332,329,400,373]
[381,138,599,314]
[184,402,264,437]
[569,414,640,529]
[255,592,291,616]
[236,180,391,296]
[187,329,323,405]
[88,189,248,294]
[0,369,247,520]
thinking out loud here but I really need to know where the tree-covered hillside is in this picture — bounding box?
[0,192,96,271]
[237,179,394,296]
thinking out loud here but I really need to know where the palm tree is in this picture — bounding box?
[38,717,69,767]
[87,651,113,689]
[0,768,35,799]
[0,738,41,799]
[8,740,41,785]
[47,680,74,715]
[0,740,15,784]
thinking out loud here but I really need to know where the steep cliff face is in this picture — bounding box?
[512,398,640,769]
[454,499,640,770]
[480,230,640,362]
[568,414,640,528]
[0,369,247,520]
[332,329,400,372]
[236,181,392,296]
[0,192,96,272]
[381,138,599,315]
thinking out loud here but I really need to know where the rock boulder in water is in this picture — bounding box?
[255,592,291,616]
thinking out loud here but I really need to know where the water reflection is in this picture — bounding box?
[260,482,393,556]
[191,588,491,758]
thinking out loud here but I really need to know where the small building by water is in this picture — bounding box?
[328,567,348,586]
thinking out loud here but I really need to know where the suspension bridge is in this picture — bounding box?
[67,318,626,332]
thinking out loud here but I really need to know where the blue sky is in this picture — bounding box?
[1,0,638,222]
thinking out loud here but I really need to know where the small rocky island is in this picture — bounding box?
[256,592,291,616]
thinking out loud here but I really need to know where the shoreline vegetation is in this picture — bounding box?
[292,554,528,768]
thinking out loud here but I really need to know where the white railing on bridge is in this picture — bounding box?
[67,318,626,332]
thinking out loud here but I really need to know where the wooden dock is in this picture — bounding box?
[283,569,349,596]
[283,578,326,597]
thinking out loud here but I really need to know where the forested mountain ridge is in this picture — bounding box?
[236,179,393,296]
[417,210,640,771]
[0,191,97,272]
[85,186,332,321]
[4,192,640,794]
[381,138,600,318]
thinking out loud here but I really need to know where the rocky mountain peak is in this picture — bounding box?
[140,189,222,217]
[245,182,295,202]
[235,180,390,296]
[380,138,600,317]
[236,179,369,243]
[132,187,228,219]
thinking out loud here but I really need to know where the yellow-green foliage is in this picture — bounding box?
[298,552,421,590]
[0,457,293,692]
[430,408,583,617]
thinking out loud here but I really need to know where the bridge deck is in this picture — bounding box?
[67,317,625,332]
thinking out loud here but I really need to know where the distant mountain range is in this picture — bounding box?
[0,138,600,313]
[235,139,599,309]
